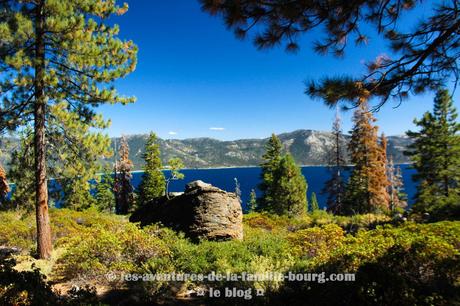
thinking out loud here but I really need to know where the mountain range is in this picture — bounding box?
[0,129,413,170]
[109,129,412,170]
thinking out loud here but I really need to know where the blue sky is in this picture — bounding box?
[100,1,459,140]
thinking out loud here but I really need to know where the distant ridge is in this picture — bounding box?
[106,129,412,170]
[0,129,413,170]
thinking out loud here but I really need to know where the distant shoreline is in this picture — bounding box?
[6,162,414,187]
[130,163,414,172]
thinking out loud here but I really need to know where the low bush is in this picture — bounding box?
[288,224,345,265]
[280,221,460,305]
[57,222,170,284]
[0,211,35,251]
[50,208,127,246]
[139,225,294,297]
[244,211,391,234]
[0,208,127,252]
[1,209,458,304]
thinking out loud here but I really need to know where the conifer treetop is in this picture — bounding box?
[0,0,138,133]
[202,0,460,108]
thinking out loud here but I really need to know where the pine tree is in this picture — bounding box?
[165,158,185,199]
[49,103,112,210]
[0,0,137,258]
[114,136,134,215]
[310,192,319,212]
[203,1,460,107]
[406,89,460,217]
[138,133,165,207]
[322,109,348,214]
[345,100,390,214]
[375,133,391,208]
[258,133,283,211]
[8,132,35,211]
[247,189,257,213]
[387,156,407,213]
[95,169,115,213]
[8,107,113,212]
[272,154,308,216]
[234,178,242,205]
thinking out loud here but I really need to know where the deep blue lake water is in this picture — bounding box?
[6,165,417,210]
[132,165,417,211]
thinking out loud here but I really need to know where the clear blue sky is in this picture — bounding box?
[100,0,459,140]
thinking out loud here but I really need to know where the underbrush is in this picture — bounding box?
[282,221,460,305]
[0,211,35,250]
[0,208,127,254]
[0,257,98,306]
[56,223,170,284]
[243,210,391,233]
[0,209,459,304]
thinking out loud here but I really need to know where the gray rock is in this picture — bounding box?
[168,192,184,198]
[185,180,213,192]
[130,181,243,241]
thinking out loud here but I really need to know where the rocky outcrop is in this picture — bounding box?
[130,180,243,241]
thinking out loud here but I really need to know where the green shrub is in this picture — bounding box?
[329,222,460,271]
[1,208,458,304]
[308,210,391,231]
[0,208,128,252]
[0,211,35,251]
[139,224,295,298]
[50,207,127,246]
[244,213,277,231]
[288,224,345,265]
[280,221,460,305]
[57,222,170,283]
[244,211,391,235]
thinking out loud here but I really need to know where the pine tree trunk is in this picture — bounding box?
[335,130,342,209]
[34,1,52,260]
[444,142,449,197]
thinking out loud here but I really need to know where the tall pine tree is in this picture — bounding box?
[406,89,460,218]
[322,109,347,214]
[310,192,319,212]
[114,136,134,215]
[0,0,137,258]
[345,100,390,214]
[375,133,391,208]
[247,189,257,213]
[271,154,308,216]
[258,133,283,211]
[137,132,165,207]
[95,168,116,213]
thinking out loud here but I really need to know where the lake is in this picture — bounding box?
[132,165,417,211]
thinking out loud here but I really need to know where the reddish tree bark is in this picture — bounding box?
[34,1,52,259]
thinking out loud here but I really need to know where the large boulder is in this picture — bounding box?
[130,180,243,241]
